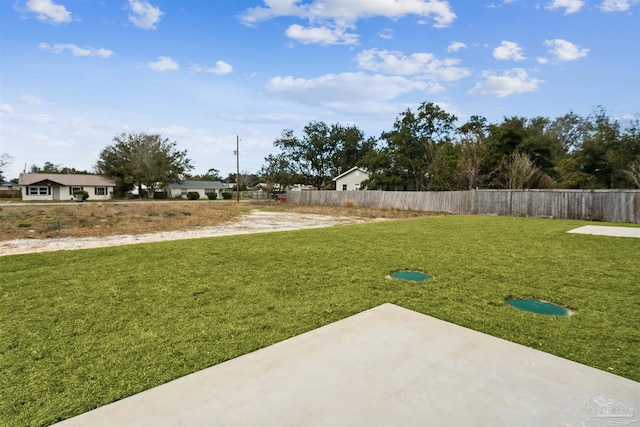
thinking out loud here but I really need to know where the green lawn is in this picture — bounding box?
[1,215,639,426]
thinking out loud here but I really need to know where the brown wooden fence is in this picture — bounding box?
[286,189,640,223]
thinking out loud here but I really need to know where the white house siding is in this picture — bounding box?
[22,185,113,201]
[334,168,370,191]
[168,184,224,199]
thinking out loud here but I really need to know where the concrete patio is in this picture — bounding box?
[54,303,639,426]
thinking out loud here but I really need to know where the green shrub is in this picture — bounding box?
[206,192,217,200]
[153,191,168,199]
[222,192,232,200]
[186,192,200,200]
[73,190,89,201]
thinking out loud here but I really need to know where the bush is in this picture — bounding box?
[206,192,217,200]
[221,192,232,200]
[186,192,200,200]
[73,190,89,201]
[153,191,168,199]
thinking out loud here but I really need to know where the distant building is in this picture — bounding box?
[333,167,370,191]
[166,180,226,199]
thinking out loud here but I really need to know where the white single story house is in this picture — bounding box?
[333,167,370,191]
[18,173,115,201]
[167,180,226,199]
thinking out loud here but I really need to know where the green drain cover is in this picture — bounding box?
[389,270,432,282]
[506,298,571,316]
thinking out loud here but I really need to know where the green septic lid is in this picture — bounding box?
[389,270,433,282]
[506,298,571,316]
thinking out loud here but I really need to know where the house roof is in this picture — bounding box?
[332,167,370,181]
[18,173,115,187]
[168,180,225,189]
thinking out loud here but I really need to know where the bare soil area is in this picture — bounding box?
[0,201,431,256]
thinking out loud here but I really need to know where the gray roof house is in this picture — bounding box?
[333,167,370,191]
[167,180,226,199]
[18,173,115,201]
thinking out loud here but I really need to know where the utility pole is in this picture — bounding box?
[236,135,240,202]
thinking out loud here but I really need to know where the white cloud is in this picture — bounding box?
[544,39,589,61]
[0,104,14,114]
[379,28,394,40]
[24,0,72,24]
[447,41,466,52]
[267,72,432,106]
[545,0,585,13]
[28,113,55,123]
[128,0,163,30]
[356,49,470,82]
[192,60,233,75]
[493,41,526,61]
[240,0,457,30]
[469,68,541,97]
[285,24,358,45]
[537,57,550,64]
[19,94,45,105]
[38,42,113,57]
[599,0,635,11]
[147,56,179,71]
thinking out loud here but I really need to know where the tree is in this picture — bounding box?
[96,132,193,197]
[29,161,62,173]
[260,153,298,192]
[571,107,622,188]
[500,152,553,189]
[0,153,12,182]
[329,124,376,176]
[625,156,640,188]
[373,102,457,190]
[187,168,223,181]
[264,121,373,190]
[457,116,492,189]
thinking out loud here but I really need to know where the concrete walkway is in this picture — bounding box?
[568,225,640,238]
[54,304,639,427]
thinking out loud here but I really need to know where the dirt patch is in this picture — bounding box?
[0,210,386,256]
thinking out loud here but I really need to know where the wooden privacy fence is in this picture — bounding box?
[287,189,640,224]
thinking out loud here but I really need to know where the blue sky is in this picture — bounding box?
[1,0,639,181]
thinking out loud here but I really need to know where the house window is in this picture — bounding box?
[95,187,107,196]
[181,189,187,196]
[342,184,347,191]
[69,186,82,195]
[28,186,50,196]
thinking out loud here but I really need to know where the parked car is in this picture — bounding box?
[276,194,287,202]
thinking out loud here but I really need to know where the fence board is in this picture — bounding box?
[287,190,640,223]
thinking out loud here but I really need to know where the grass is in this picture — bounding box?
[0,200,430,241]
[1,214,639,426]
[0,201,253,240]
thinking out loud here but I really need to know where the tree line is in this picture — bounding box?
[261,102,640,190]
[3,102,638,194]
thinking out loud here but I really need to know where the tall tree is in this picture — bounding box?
[187,168,223,181]
[96,132,193,197]
[265,121,372,190]
[457,116,492,190]
[0,153,12,182]
[29,161,62,173]
[373,102,457,190]
[329,124,376,176]
[571,107,622,188]
[260,153,298,192]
